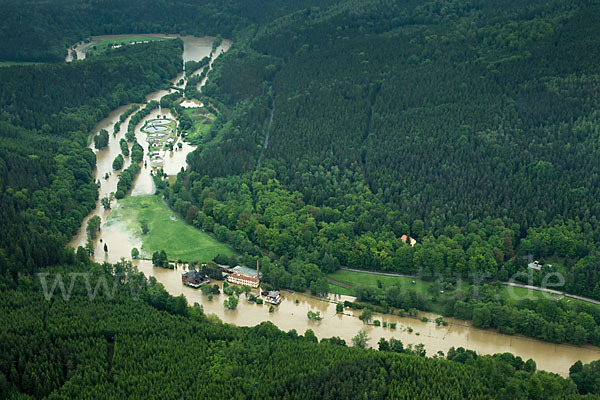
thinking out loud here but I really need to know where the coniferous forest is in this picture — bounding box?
[2,0,600,398]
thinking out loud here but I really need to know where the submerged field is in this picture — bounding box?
[106,194,235,262]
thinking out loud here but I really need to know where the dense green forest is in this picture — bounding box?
[0,0,338,62]
[2,0,600,397]
[0,40,182,277]
[1,260,596,399]
[166,0,600,306]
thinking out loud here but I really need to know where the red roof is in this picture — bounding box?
[401,235,408,242]
[228,273,259,283]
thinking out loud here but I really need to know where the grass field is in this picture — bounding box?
[499,286,559,303]
[107,194,235,262]
[328,283,353,296]
[498,285,593,308]
[181,108,214,144]
[328,269,595,312]
[87,36,167,56]
[327,269,433,295]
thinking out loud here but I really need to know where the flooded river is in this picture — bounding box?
[69,34,231,256]
[67,34,600,377]
[132,260,600,376]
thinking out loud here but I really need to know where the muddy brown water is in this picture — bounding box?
[69,35,229,257]
[132,261,600,376]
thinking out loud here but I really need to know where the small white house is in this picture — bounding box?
[528,261,542,271]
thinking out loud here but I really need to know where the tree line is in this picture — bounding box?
[0,257,593,398]
[0,40,182,278]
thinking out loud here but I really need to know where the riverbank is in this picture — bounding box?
[134,260,600,376]
[69,34,232,261]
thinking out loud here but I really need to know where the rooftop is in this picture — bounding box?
[228,273,259,284]
[233,265,263,280]
[528,261,542,271]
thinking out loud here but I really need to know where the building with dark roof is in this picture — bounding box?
[182,270,209,288]
[264,291,281,305]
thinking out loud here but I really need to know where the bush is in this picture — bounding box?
[94,129,109,149]
[307,310,323,321]
[224,296,238,310]
[112,154,124,170]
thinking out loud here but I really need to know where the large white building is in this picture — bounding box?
[227,273,260,288]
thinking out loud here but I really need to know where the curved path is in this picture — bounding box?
[338,267,600,306]
[500,282,600,305]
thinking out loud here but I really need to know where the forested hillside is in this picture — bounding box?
[0,260,592,399]
[2,0,600,397]
[167,0,600,302]
[0,0,338,62]
[0,40,182,277]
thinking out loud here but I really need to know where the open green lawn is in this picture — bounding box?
[327,269,447,312]
[327,269,433,294]
[499,286,560,304]
[107,194,235,262]
[87,36,168,56]
[328,269,597,312]
[499,285,594,308]
[181,108,214,144]
[328,283,354,296]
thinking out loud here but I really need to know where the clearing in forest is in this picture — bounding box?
[106,194,235,262]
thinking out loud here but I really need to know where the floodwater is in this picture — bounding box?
[67,34,600,376]
[69,35,229,258]
[134,260,600,376]
[66,34,231,63]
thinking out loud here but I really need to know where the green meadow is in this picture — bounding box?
[181,107,215,145]
[107,194,235,262]
[327,269,433,296]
